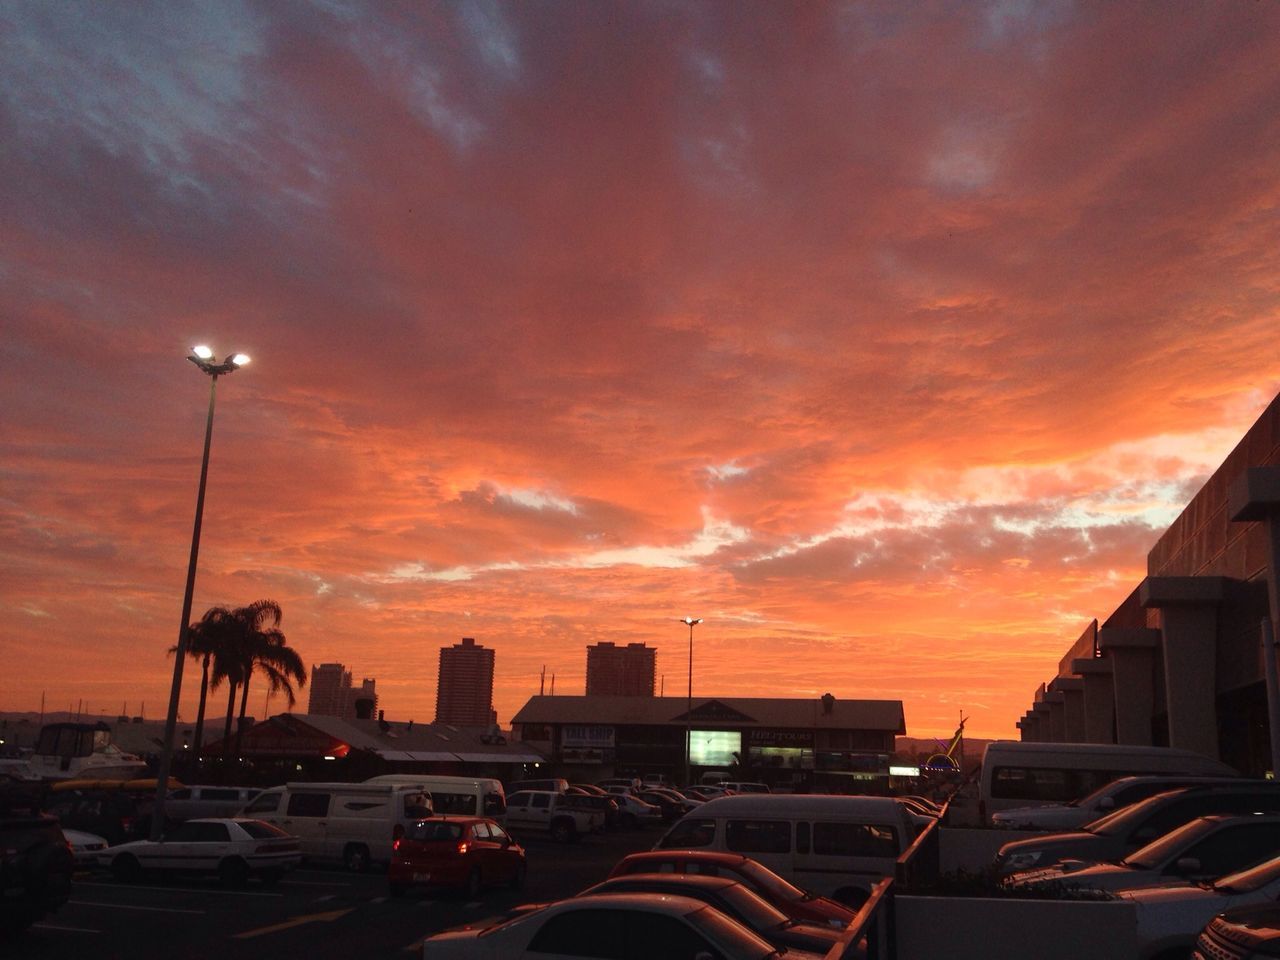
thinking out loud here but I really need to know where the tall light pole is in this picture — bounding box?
[681,616,702,788]
[151,346,250,840]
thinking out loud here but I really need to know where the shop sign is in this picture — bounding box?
[561,724,615,748]
[748,729,814,749]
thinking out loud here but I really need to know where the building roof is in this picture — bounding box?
[510,695,906,734]
[225,713,544,763]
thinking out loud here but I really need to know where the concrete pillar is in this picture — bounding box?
[1073,657,1116,744]
[1020,710,1042,742]
[1049,677,1086,742]
[1099,626,1160,746]
[1031,702,1052,742]
[1045,692,1066,742]
[1231,467,1280,771]
[1140,576,1226,760]
[1016,713,1034,742]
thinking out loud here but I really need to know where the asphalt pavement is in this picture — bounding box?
[9,829,658,960]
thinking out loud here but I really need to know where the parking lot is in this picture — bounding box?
[12,831,657,960]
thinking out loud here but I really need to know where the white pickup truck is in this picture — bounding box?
[505,790,603,842]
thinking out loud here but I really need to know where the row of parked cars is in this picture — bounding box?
[418,827,871,958]
[993,775,1280,958]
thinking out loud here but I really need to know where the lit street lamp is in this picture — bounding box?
[681,616,702,788]
[151,346,250,840]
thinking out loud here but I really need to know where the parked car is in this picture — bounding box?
[505,790,603,842]
[596,778,642,792]
[1006,814,1280,894]
[636,789,688,821]
[991,776,1246,831]
[0,778,74,934]
[1123,854,1280,959]
[1194,902,1280,960]
[609,793,664,828]
[569,783,608,796]
[656,794,918,906]
[580,873,843,954]
[165,785,262,821]
[98,817,301,886]
[62,828,108,867]
[558,793,620,829]
[388,816,525,898]
[417,891,829,959]
[43,787,156,845]
[718,781,772,794]
[364,775,507,820]
[609,850,856,928]
[240,781,433,871]
[509,778,569,794]
[994,783,1280,876]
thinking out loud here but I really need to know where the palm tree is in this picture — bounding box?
[221,601,306,759]
[171,606,240,758]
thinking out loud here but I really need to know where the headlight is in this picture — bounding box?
[1003,851,1043,870]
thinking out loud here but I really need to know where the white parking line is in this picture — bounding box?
[32,922,102,934]
[70,900,205,915]
[76,881,282,898]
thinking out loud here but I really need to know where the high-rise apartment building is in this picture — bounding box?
[435,637,495,726]
[307,663,378,719]
[585,642,656,696]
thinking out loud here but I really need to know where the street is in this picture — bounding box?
[11,831,657,960]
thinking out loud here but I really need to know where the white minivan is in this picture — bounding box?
[654,794,919,906]
[363,774,507,820]
[239,781,433,871]
[979,741,1238,822]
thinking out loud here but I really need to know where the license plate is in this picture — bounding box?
[413,872,431,882]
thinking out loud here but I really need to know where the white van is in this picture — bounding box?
[239,781,433,871]
[654,794,918,906]
[363,774,507,820]
[979,741,1238,822]
[165,785,261,821]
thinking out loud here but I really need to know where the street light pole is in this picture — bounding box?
[681,616,702,788]
[151,347,249,840]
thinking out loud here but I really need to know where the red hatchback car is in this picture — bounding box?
[388,816,526,898]
[609,851,856,928]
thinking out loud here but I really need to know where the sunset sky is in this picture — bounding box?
[4,3,1280,741]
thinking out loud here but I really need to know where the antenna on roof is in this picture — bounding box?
[540,666,546,696]
[551,673,555,696]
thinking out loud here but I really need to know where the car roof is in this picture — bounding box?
[622,850,749,866]
[600,872,738,891]
[561,892,718,914]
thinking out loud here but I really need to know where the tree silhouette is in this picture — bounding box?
[170,606,241,757]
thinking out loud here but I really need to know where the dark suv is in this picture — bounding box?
[1,778,74,935]
[43,788,156,845]
[996,782,1280,876]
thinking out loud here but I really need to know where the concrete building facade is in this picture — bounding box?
[585,642,656,696]
[435,637,495,726]
[1017,393,1280,776]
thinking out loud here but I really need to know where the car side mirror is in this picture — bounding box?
[1174,857,1201,875]
[1098,797,1115,810]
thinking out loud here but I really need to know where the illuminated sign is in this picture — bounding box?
[690,730,741,766]
[890,765,920,777]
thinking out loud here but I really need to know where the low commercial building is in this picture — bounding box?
[510,693,906,791]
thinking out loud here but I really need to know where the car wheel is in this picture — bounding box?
[509,862,526,891]
[465,867,483,899]
[218,858,249,888]
[551,819,575,843]
[388,881,406,898]
[343,844,370,873]
[111,855,141,884]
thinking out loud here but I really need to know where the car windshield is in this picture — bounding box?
[238,820,291,840]
[686,905,777,959]
[1083,791,1183,837]
[736,858,808,902]
[1120,818,1214,870]
[1213,855,1280,894]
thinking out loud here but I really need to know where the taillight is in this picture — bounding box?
[457,842,469,855]
[393,838,402,852]
[120,817,134,833]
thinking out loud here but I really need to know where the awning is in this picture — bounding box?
[452,752,544,764]
[376,750,462,762]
